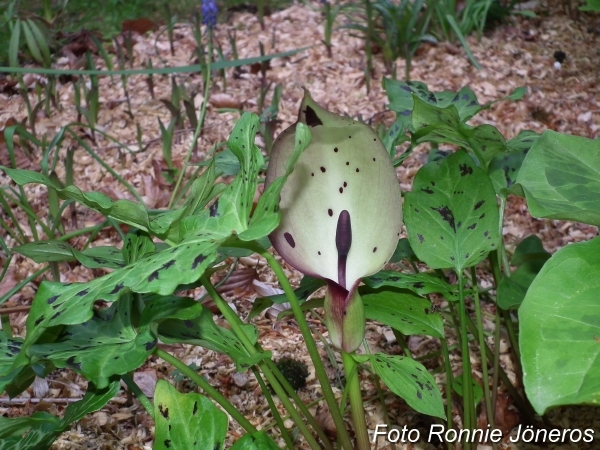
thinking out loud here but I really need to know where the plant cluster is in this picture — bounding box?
[324,0,536,81]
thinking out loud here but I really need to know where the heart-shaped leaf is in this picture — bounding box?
[516,130,600,226]
[519,236,600,414]
[353,353,444,418]
[362,290,444,338]
[154,380,228,450]
[404,150,500,271]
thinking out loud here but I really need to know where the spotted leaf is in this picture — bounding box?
[353,353,444,419]
[13,240,125,269]
[404,150,500,271]
[363,270,459,301]
[157,305,267,372]
[28,299,155,388]
[154,380,228,450]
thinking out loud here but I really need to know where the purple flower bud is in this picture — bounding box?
[201,0,218,29]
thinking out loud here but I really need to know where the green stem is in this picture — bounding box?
[200,275,324,450]
[251,367,295,449]
[440,338,454,432]
[155,348,256,433]
[471,266,495,447]
[457,270,473,449]
[342,351,369,450]
[122,373,154,419]
[464,315,537,425]
[257,249,354,450]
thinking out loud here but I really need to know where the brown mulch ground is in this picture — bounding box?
[1,1,599,449]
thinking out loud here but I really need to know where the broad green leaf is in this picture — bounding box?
[411,97,507,166]
[230,431,280,449]
[0,332,23,371]
[362,290,444,338]
[404,150,500,271]
[389,238,417,262]
[452,375,483,410]
[13,240,125,269]
[157,306,267,372]
[0,381,119,450]
[497,261,545,310]
[354,353,444,418]
[29,299,154,388]
[516,130,600,226]
[510,234,550,267]
[488,130,540,195]
[384,78,525,128]
[154,380,228,450]
[122,230,156,264]
[363,270,458,301]
[520,236,600,414]
[12,236,221,368]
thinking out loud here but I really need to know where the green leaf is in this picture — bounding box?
[8,19,21,68]
[404,150,500,271]
[13,240,125,269]
[519,236,600,414]
[411,97,506,166]
[497,261,545,310]
[122,230,156,264]
[0,381,119,450]
[452,374,483,410]
[154,380,228,450]
[29,299,155,388]
[354,353,444,418]
[364,270,459,301]
[362,290,444,338]
[510,235,550,267]
[14,237,220,366]
[157,305,267,372]
[230,431,280,449]
[516,130,600,226]
[389,238,417,262]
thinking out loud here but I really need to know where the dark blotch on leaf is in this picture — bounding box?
[431,206,456,232]
[66,356,81,370]
[159,404,169,418]
[417,234,424,243]
[193,401,198,415]
[47,295,59,304]
[77,288,89,297]
[421,187,434,194]
[192,254,207,269]
[304,105,323,126]
[284,232,296,248]
[35,316,45,326]
[459,163,473,176]
[145,339,157,351]
[467,223,477,230]
[164,440,171,448]
[109,283,124,295]
[209,200,219,217]
[474,200,485,210]
[161,260,176,270]
[148,270,160,282]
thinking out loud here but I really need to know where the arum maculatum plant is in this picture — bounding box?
[266,89,403,449]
